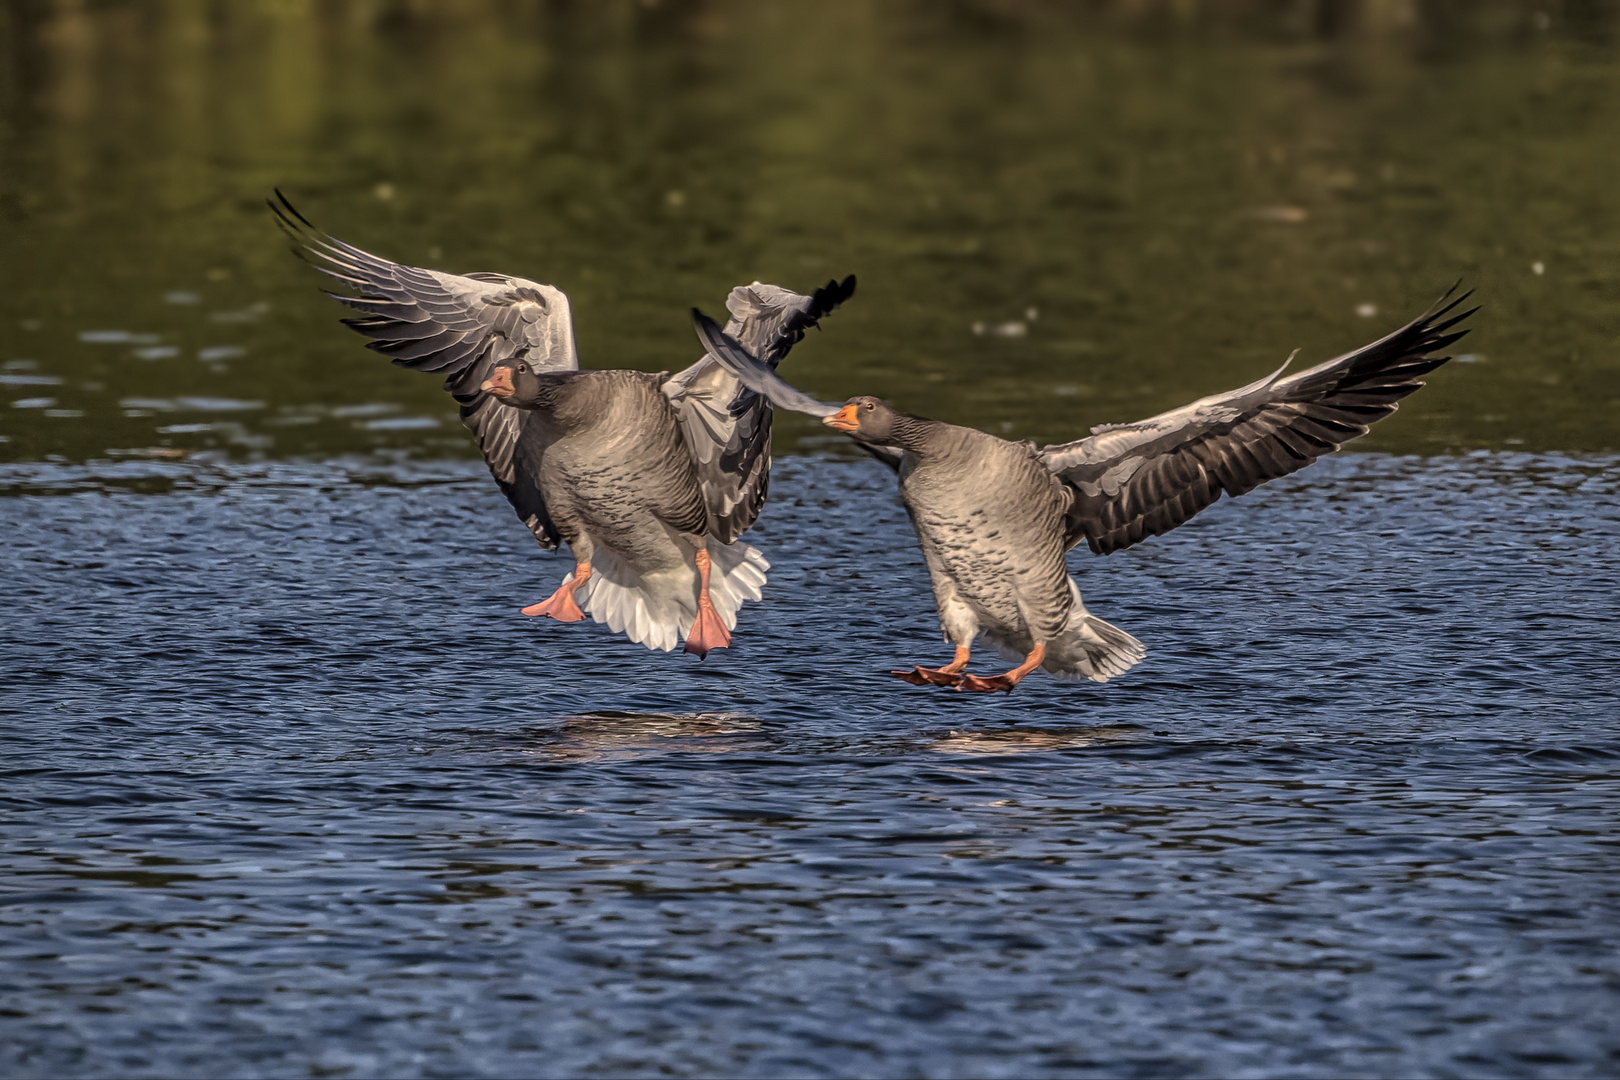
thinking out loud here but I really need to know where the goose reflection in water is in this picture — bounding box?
[929,725,1142,756]
[517,711,768,761]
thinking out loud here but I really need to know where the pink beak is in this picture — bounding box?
[481,367,515,397]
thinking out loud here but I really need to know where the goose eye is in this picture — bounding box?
[863,401,874,411]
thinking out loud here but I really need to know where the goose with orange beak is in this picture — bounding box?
[691,289,1473,692]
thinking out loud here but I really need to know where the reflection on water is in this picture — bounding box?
[502,710,768,760]
[486,713,1143,760]
[3,0,1619,463]
[930,724,1143,755]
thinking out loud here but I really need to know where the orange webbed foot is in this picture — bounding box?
[891,645,972,688]
[684,602,731,659]
[891,666,965,687]
[521,591,585,621]
[684,549,731,659]
[954,644,1046,695]
[522,565,591,622]
[956,672,1018,694]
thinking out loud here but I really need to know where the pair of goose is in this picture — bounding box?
[274,193,1473,693]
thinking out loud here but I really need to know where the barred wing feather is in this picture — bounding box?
[1039,288,1475,556]
[271,190,576,548]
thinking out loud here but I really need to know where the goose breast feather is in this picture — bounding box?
[539,371,709,550]
[900,426,1073,640]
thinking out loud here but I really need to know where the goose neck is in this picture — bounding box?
[885,413,937,454]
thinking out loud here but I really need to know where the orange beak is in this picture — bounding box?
[481,367,514,398]
[822,404,860,433]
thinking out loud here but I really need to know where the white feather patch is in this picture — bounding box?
[980,577,1145,683]
[563,540,769,652]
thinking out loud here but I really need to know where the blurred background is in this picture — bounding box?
[1,0,1616,464]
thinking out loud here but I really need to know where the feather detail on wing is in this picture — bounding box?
[271,190,577,549]
[688,309,908,474]
[1039,286,1477,555]
[270,190,577,379]
[665,277,856,542]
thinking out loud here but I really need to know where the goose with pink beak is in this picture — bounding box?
[274,190,854,656]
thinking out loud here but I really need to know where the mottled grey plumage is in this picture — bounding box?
[692,289,1473,685]
[531,370,710,550]
[892,421,1074,647]
[273,192,853,652]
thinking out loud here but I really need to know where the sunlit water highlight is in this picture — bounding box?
[3,453,1617,1078]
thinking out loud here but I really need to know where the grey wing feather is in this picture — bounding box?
[687,308,906,475]
[687,309,842,418]
[1040,286,1476,555]
[271,190,573,548]
[456,388,562,549]
[665,277,855,542]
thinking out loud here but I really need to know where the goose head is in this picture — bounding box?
[482,361,551,409]
[823,396,901,442]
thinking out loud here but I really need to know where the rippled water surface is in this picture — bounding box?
[3,453,1618,1078]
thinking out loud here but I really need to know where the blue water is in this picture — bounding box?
[2,452,1618,1078]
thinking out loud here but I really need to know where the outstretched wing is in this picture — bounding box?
[271,190,574,548]
[664,277,856,543]
[1040,288,1476,556]
[688,310,907,474]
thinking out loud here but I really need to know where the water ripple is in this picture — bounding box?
[1,453,1617,1078]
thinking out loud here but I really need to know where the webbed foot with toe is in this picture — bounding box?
[522,563,592,622]
[683,549,731,659]
[890,645,972,688]
[891,666,965,687]
[953,643,1047,695]
[956,672,1017,694]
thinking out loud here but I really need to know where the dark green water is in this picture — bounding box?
[2,0,1618,463]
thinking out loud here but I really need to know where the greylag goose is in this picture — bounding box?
[691,289,1474,690]
[272,192,854,656]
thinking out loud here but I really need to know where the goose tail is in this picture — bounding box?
[1043,578,1145,683]
[571,540,769,653]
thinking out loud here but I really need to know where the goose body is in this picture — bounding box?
[855,411,1144,686]
[273,192,852,655]
[488,366,764,653]
[898,423,1070,641]
[692,288,1474,690]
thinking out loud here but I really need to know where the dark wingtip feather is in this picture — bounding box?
[268,189,320,245]
[1429,305,1479,340]
[1425,328,1470,355]
[1423,284,1474,327]
[806,274,858,320]
[271,188,320,231]
[268,190,337,271]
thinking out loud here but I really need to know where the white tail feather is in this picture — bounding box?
[705,539,768,630]
[563,540,769,652]
[1044,578,1145,683]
